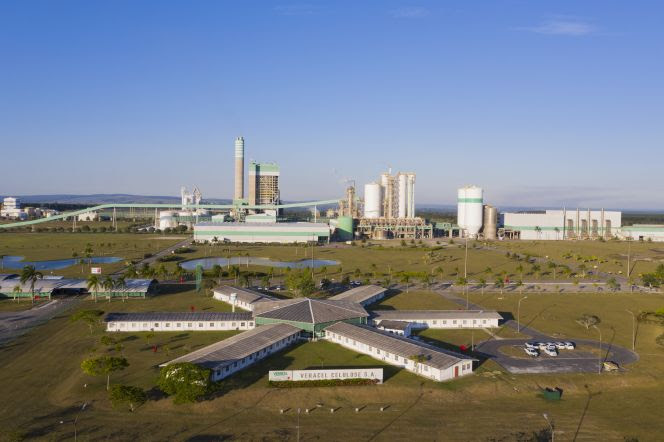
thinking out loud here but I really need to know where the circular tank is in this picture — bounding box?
[364,182,383,219]
[337,216,354,241]
[457,186,483,237]
[158,210,178,230]
[483,205,498,240]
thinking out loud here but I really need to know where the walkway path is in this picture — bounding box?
[0,296,84,346]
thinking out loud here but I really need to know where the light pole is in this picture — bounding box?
[626,309,636,351]
[593,324,602,374]
[542,413,554,442]
[517,296,528,333]
[61,402,87,442]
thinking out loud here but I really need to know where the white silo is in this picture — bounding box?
[457,186,484,237]
[406,173,416,218]
[397,174,407,218]
[364,182,383,219]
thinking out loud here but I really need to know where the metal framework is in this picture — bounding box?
[356,217,433,240]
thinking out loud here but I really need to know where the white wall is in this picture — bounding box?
[211,333,299,381]
[107,319,255,332]
[325,331,472,382]
[374,317,499,329]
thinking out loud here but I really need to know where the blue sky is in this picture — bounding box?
[1,1,662,209]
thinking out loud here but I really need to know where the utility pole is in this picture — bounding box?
[517,296,528,333]
[594,325,602,374]
[626,309,636,351]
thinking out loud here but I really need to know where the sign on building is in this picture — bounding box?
[91,267,102,274]
[269,368,383,384]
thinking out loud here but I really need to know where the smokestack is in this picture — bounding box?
[234,137,244,200]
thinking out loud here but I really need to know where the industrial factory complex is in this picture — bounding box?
[3,135,664,243]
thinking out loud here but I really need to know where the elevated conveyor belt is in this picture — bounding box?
[0,199,340,229]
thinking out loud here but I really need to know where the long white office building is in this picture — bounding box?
[372,310,502,329]
[213,285,277,311]
[325,322,475,382]
[501,209,621,240]
[161,323,301,381]
[194,222,331,244]
[328,285,387,306]
[104,312,255,332]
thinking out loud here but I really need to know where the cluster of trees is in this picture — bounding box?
[641,264,664,289]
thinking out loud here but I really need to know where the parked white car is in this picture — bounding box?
[564,341,575,350]
[524,347,539,357]
[543,346,558,357]
[554,342,566,350]
[525,342,537,350]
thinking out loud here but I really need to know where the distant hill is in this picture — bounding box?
[5,194,232,205]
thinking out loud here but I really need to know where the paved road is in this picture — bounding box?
[421,283,640,373]
[112,236,193,275]
[0,296,84,346]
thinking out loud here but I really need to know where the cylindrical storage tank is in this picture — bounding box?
[337,216,354,241]
[398,174,407,218]
[159,210,178,229]
[483,205,497,240]
[363,182,383,219]
[457,186,483,237]
[406,173,416,218]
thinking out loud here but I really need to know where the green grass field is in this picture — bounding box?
[2,234,664,439]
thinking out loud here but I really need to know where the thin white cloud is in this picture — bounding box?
[520,19,597,36]
[389,7,429,19]
[274,4,319,16]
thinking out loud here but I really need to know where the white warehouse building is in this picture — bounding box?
[104,312,255,332]
[194,222,331,244]
[325,322,475,382]
[501,209,622,240]
[372,310,502,329]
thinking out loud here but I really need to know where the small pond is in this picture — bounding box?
[179,257,340,270]
[1,255,123,271]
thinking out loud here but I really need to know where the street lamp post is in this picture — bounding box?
[542,413,554,442]
[626,309,636,351]
[593,325,602,374]
[517,296,528,333]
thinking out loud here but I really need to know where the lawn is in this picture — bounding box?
[2,237,664,439]
[371,290,464,310]
[0,233,184,277]
[0,290,664,440]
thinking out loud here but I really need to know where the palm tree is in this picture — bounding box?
[12,284,22,303]
[87,274,101,303]
[494,277,505,295]
[400,274,411,293]
[20,265,43,305]
[115,275,128,302]
[102,275,115,302]
[84,243,94,267]
[478,277,487,295]
[547,262,557,280]
[230,265,240,285]
[124,263,137,278]
[516,264,524,281]
[455,276,469,308]
[434,266,444,283]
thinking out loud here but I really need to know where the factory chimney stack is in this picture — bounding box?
[234,137,245,200]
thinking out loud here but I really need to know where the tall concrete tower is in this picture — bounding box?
[234,137,244,200]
